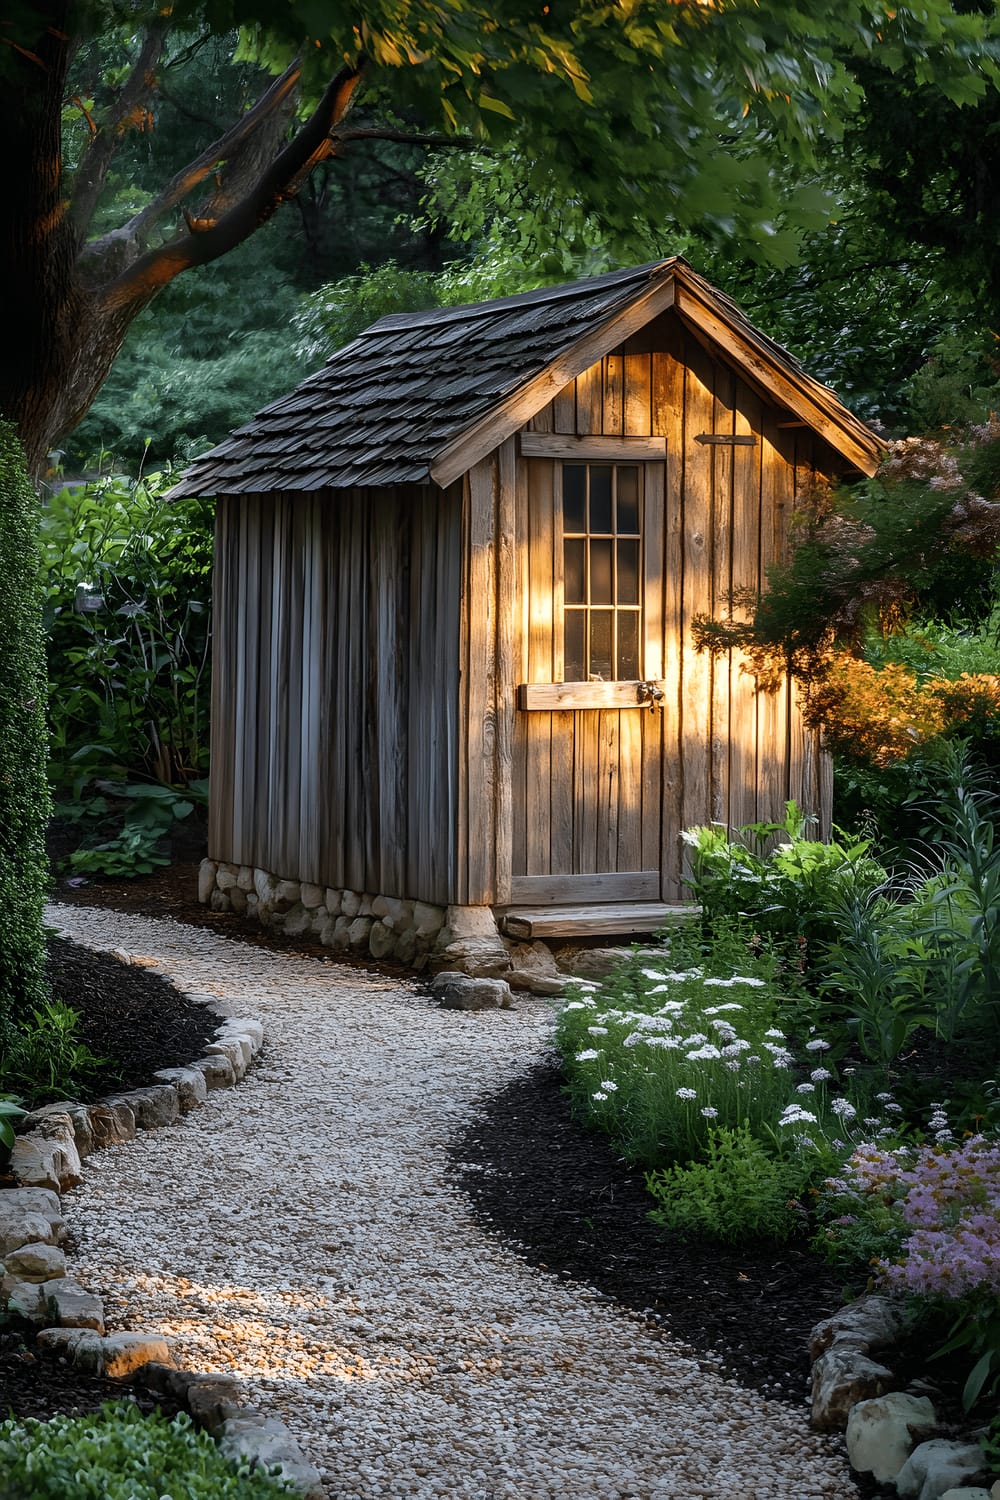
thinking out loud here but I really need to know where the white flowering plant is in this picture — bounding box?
[558,960,833,1166]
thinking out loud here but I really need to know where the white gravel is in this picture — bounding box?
[48,904,855,1499]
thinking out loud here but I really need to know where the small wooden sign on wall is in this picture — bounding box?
[694,433,758,446]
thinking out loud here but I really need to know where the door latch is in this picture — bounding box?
[636,680,664,712]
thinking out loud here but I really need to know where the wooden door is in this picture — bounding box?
[511,453,666,904]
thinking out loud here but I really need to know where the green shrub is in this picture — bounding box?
[0,421,51,1033]
[0,1403,297,1500]
[646,1123,816,1244]
[40,468,213,792]
[0,998,108,1106]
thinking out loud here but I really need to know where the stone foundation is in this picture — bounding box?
[199,859,672,993]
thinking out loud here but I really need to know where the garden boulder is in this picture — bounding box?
[846,1392,939,1482]
[811,1344,896,1429]
[430,972,514,1012]
[896,1441,988,1500]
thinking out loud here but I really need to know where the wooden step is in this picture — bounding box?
[499,902,698,940]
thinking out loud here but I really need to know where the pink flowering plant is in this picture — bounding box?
[816,1127,1000,1408]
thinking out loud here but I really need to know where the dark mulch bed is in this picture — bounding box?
[44,937,218,1099]
[450,1059,848,1401]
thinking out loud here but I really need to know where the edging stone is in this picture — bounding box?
[809,1299,993,1500]
[0,963,323,1495]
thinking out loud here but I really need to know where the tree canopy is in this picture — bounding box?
[5,0,1000,468]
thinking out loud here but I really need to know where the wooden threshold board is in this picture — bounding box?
[499,902,698,939]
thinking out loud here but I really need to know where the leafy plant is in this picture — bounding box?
[0,1096,26,1152]
[682,802,886,959]
[646,1123,815,1245]
[62,779,204,879]
[40,468,213,793]
[818,889,935,1070]
[0,1403,296,1500]
[0,999,108,1106]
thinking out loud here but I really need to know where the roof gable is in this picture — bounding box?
[173,259,883,498]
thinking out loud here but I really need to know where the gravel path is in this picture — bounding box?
[49,904,855,1500]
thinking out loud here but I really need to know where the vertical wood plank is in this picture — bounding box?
[711,362,736,828]
[525,457,554,875]
[654,331,686,898]
[624,353,652,436]
[455,474,471,904]
[575,362,603,435]
[596,710,620,870]
[553,381,576,434]
[208,499,232,863]
[642,459,666,882]
[464,456,498,902]
[603,353,624,436]
[494,438,517,904]
[528,400,554,433]
[756,417,794,825]
[679,331,715,859]
[548,460,573,878]
[574,708,600,873]
[511,452,530,879]
[728,382,763,833]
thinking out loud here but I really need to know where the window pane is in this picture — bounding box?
[563,465,586,531]
[590,610,613,681]
[617,539,639,605]
[617,611,640,680]
[617,467,639,532]
[590,539,613,605]
[589,466,613,532]
[564,538,586,605]
[564,610,586,681]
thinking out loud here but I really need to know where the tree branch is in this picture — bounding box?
[80,57,302,280]
[70,25,166,246]
[330,126,479,150]
[98,59,368,316]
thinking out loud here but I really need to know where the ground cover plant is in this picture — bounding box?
[0,1404,296,1500]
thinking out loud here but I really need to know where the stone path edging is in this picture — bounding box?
[13,905,861,1499]
[1,912,322,1498]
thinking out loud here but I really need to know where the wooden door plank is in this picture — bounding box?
[756,415,793,824]
[642,459,667,882]
[617,703,643,874]
[524,457,555,874]
[574,707,600,873]
[596,709,620,871]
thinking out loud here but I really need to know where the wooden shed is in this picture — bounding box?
[175,258,882,951]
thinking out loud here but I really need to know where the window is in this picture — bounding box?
[562,462,641,681]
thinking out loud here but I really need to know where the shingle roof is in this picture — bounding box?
[172,258,883,497]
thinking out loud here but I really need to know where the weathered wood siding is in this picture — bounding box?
[507,307,836,901]
[210,486,462,903]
